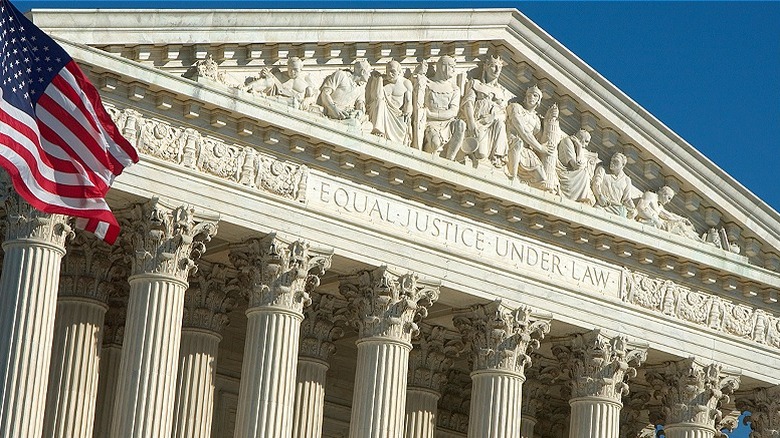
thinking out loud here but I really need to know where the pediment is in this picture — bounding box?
[29,9,780,301]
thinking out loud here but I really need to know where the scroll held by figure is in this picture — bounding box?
[367,61,413,146]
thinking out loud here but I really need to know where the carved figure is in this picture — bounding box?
[243,57,317,110]
[461,55,510,167]
[505,85,564,193]
[636,186,700,240]
[416,56,466,159]
[557,129,597,205]
[366,60,413,146]
[318,60,371,126]
[592,152,641,218]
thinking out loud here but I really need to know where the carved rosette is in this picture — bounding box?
[552,329,647,401]
[646,358,740,427]
[736,385,780,438]
[0,176,72,247]
[229,234,333,313]
[339,266,440,342]
[119,198,218,282]
[299,291,346,362]
[59,231,129,304]
[453,300,551,375]
[407,324,454,393]
[183,261,236,334]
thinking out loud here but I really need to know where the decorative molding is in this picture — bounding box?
[339,266,440,342]
[228,234,332,312]
[622,269,780,349]
[453,300,551,374]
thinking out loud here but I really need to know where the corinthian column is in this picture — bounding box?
[110,199,218,438]
[172,262,235,438]
[520,368,546,438]
[92,294,127,438]
[230,235,332,438]
[340,267,440,438]
[646,358,740,438]
[292,291,345,438]
[453,300,551,438]
[735,385,780,438]
[0,182,72,438]
[552,330,647,438]
[43,232,125,438]
[404,324,453,438]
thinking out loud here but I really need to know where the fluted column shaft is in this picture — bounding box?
[568,397,622,438]
[43,299,107,438]
[520,415,537,438]
[350,337,412,438]
[292,358,329,438]
[172,330,221,438]
[663,424,717,438]
[110,276,187,437]
[0,207,69,438]
[404,388,440,438]
[468,370,524,437]
[93,344,122,438]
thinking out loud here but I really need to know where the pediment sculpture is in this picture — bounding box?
[183,54,740,254]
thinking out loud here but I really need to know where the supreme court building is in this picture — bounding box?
[1,8,779,438]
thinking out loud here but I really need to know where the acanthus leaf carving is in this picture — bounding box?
[735,385,780,438]
[59,230,129,303]
[407,323,455,393]
[0,172,73,246]
[299,290,346,362]
[183,261,237,334]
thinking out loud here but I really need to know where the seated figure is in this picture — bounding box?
[244,57,317,110]
[636,186,700,240]
[367,60,413,146]
[415,55,466,159]
[592,152,642,218]
[317,60,372,124]
[461,55,511,167]
[557,129,596,205]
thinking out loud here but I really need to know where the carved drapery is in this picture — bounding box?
[339,266,440,343]
[736,385,780,438]
[552,329,647,401]
[453,300,551,374]
[646,358,740,430]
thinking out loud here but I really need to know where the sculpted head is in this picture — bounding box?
[436,55,456,81]
[287,57,304,79]
[576,129,591,147]
[658,186,675,205]
[609,152,627,174]
[353,60,371,84]
[386,60,402,83]
[482,55,504,82]
[524,85,543,109]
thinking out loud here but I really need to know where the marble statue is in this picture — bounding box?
[318,60,371,124]
[415,56,466,160]
[592,152,641,218]
[636,186,700,240]
[461,55,511,167]
[243,57,317,110]
[367,61,413,146]
[505,85,564,193]
[557,129,597,205]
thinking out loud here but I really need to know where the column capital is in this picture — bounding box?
[408,324,455,393]
[646,357,740,428]
[619,390,653,438]
[735,385,780,438]
[59,231,129,304]
[436,368,472,435]
[521,369,547,419]
[453,300,551,374]
[229,234,333,312]
[552,329,647,401]
[183,261,236,334]
[119,198,219,282]
[103,289,129,347]
[0,177,72,247]
[299,291,346,362]
[340,266,440,342]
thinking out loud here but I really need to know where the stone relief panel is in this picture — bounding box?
[622,269,780,349]
[182,53,743,255]
[106,105,308,203]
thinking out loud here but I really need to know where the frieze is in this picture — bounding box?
[622,269,780,349]
[106,105,308,203]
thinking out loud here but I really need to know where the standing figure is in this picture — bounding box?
[506,84,563,192]
[318,60,372,125]
[461,55,511,167]
[367,60,413,146]
[592,152,642,217]
[417,56,466,159]
[557,129,597,205]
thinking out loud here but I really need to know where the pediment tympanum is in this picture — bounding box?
[31,9,780,316]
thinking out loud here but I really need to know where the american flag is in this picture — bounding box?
[0,0,138,244]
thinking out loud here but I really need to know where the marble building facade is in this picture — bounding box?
[1,8,779,438]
